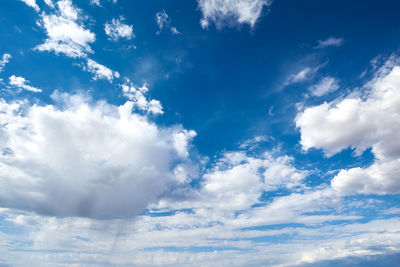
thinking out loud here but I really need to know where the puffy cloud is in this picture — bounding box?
[104,17,134,41]
[0,53,11,72]
[315,36,344,49]
[0,93,195,218]
[35,0,95,58]
[308,76,339,97]
[84,59,120,82]
[197,0,271,29]
[9,75,42,92]
[155,10,180,35]
[296,57,400,195]
[121,82,164,115]
[19,0,40,12]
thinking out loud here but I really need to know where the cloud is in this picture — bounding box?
[296,56,400,195]
[84,59,120,82]
[90,0,101,7]
[9,75,42,92]
[315,37,344,49]
[19,0,40,12]
[308,76,339,97]
[0,93,195,218]
[35,0,95,58]
[0,53,12,72]
[284,64,324,87]
[197,0,272,29]
[121,82,164,115]
[104,17,134,41]
[155,10,180,35]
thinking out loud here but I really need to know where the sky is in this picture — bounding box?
[0,0,400,266]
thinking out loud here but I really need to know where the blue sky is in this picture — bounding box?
[1,0,400,266]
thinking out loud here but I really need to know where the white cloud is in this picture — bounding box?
[296,57,400,195]
[308,76,339,97]
[0,93,195,218]
[35,0,95,58]
[315,36,344,49]
[155,10,180,35]
[121,82,164,115]
[19,0,40,12]
[43,0,54,8]
[90,0,101,7]
[0,53,12,72]
[197,0,271,28]
[85,58,120,82]
[104,17,134,41]
[9,75,42,92]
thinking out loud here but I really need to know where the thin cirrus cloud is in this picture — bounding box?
[315,36,345,48]
[0,92,195,219]
[197,0,272,28]
[308,76,340,97]
[296,56,400,195]
[155,10,180,35]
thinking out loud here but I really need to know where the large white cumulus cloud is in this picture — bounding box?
[296,57,400,195]
[0,93,195,218]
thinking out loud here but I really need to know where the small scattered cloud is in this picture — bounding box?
[9,75,42,92]
[197,0,272,29]
[90,0,101,7]
[104,17,134,41]
[155,10,180,35]
[35,0,96,58]
[19,0,40,12]
[0,53,12,72]
[315,36,344,49]
[84,59,120,82]
[308,76,339,97]
[121,81,164,115]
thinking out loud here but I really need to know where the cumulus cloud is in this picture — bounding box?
[296,56,400,195]
[19,0,40,12]
[197,0,271,28]
[155,10,180,35]
[0,53,12,72]
[35,0,95,58]
[121,82,164,115]
[308,76,339,97]
[104,17,134,41]
[84,59,120,82]
[9,75,42,92]
[0,93,195,218]
[315,36,344,49]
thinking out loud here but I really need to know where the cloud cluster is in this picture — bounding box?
[35,0,95,58]
[0,93,195,218]
[104,17,134,41]
[296,57,400,195]
[197,0,271,28]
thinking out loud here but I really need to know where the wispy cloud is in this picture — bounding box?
[9,75,42,92]
[104,17,134,41]
[315,36,344,48]
[155,10,180,35]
